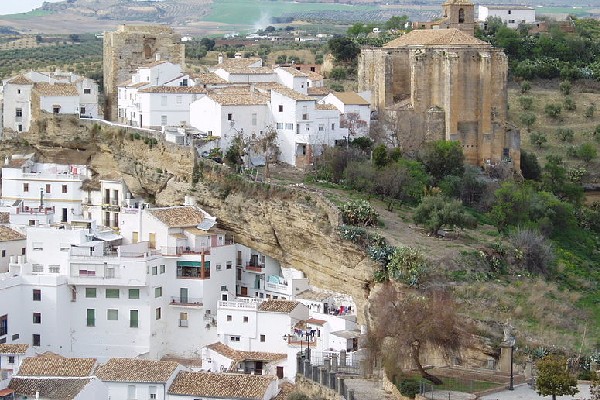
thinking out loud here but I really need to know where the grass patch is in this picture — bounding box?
[0,9,54,20]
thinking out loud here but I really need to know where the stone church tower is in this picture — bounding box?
[358,0,520,170]
[103,25,185,121]
[441,0,475,36]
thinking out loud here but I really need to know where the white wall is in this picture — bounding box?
[2,83,32,133]
[478,6,535,28]
[39,95,80,115]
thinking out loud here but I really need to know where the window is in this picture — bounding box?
[276,123,283,129]
[176,95,182,104]
[0,338,5,344]
[15,108,22,118]
[18,124,22,132]
[32,289,41,301]
[17,89,21,94]
[152,266,158,275]
[285,123,294,130]
[318,124,324,132]
[49,265,60,273]
[86,309,95,327]
[226,261,232,270]
[243,316,249,323]
[129,310,139,328]
[128,289,139,299]
[160,264,165,274]
[149,386,157,399]
[154,287,162,298]
[230,335,240,342]
[45,184,51,194]
[127,384,136,400]
[80,107,86,115]
[32,334,40,346]
[260,334,266,342]
[252,113,257,126]
[161,96,167,106]
[161,115,167,125]
[53,105,61,114]
[181,78,188,87]
[23,183,29,192]
[107,309,118,321]
[8,356,14,364]
[227,113,233,121]
[508,9,512,14]
[33,313,41,324]
[21,248,26,255]
[84,88,91,94]
[85,288,96,298]
[106,289,120,299]
[179,312,188,327]
[227,315,232,322]
[62,185,67,193]
[11,334,19,341]
[508,19,515,24]
[216,264,222,271]
[458,7,465,23]
[1,250,4,258]
[0,315,7,336]
[32,242,43,251]
[155,307,161,320]
[278,105,283,112]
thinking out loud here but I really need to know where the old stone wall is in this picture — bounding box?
[103,25,185,121]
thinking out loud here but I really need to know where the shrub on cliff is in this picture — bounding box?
[340,199,379,226]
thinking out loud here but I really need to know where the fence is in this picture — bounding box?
[420,375,503,399]
[296,350,365,400]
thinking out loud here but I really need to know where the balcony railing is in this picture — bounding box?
[161,246,211,256]
[245,262,264,273]
[170,296,203,306]
[218,299,261,310]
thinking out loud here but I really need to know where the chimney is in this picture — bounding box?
[4,156,9,166]
[155,52,161,62]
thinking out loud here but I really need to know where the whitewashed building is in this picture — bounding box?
[0,226,26,273]
[320,92,371,139]
[478,5,536,29]
[0,344,31,388]
[167,371,278,400]
[96,358,183,400]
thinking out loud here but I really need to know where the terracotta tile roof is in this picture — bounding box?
[332,92,369,105]
[0,226,25,242]
[33,82,79,97]
[316,103,338,111]
[206,92,269,106]
[207,342,287,364]
[168,371,275,399]
[184,227,210,236]
[224,67,275,75]
[258,299,300,313]
[308,87,331,96]
[18,354,96,377]
[138,86,207,94]
[192,72,228,84]
[219,57,263,69]
[274,381,296,400]
[278,67,308,77]
[147,206,206,228]
[9,378,91,400]
[0,212,10,224]
[384,29,489,47]
[307,71,324,81]
[268,84,313,101]
[128,81,150,88]
[96,358,179,383]
[306,318,327,326]
[0,344,29,354]
[7,75,33,85]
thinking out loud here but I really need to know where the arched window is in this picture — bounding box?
[458,8,465,23]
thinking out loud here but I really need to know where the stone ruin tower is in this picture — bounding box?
[358,0,520,170]
[103,25,185,121]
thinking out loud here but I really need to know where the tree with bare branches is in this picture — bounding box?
[367,283,464,385]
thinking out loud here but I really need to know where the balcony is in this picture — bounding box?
[170,296,203,307]
[161,246,211,256]
[176,262,210,279]
[218,299,261,310]
[245,262,264,273]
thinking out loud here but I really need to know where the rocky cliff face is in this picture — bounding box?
[3,116,376,322]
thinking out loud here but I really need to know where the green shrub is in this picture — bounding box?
[340,199,379,226]
[398,379,421,399]
[519,96,534,110]
[556,128,574,142]
[564,96,576,111]
[559,80,571,95]
[520,81,531,94]
[585,104,596,118]
[544,103,562,119]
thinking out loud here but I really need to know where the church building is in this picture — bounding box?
[358,0,520,169]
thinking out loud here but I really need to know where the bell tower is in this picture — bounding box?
[442,0,475,36]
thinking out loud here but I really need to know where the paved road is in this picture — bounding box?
[479,383,591,400]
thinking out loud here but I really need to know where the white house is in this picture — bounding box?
[1,75,34,133]
[0,227,25,273]
[0,344,31,388]
[96,358,183,400]
[8,354,107,400]
[213,57,276,84]
[1,154,90,223]
[478,5,536,29]
[320,92,371,139]
[167,371,278,400]
[203,342,287,378]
